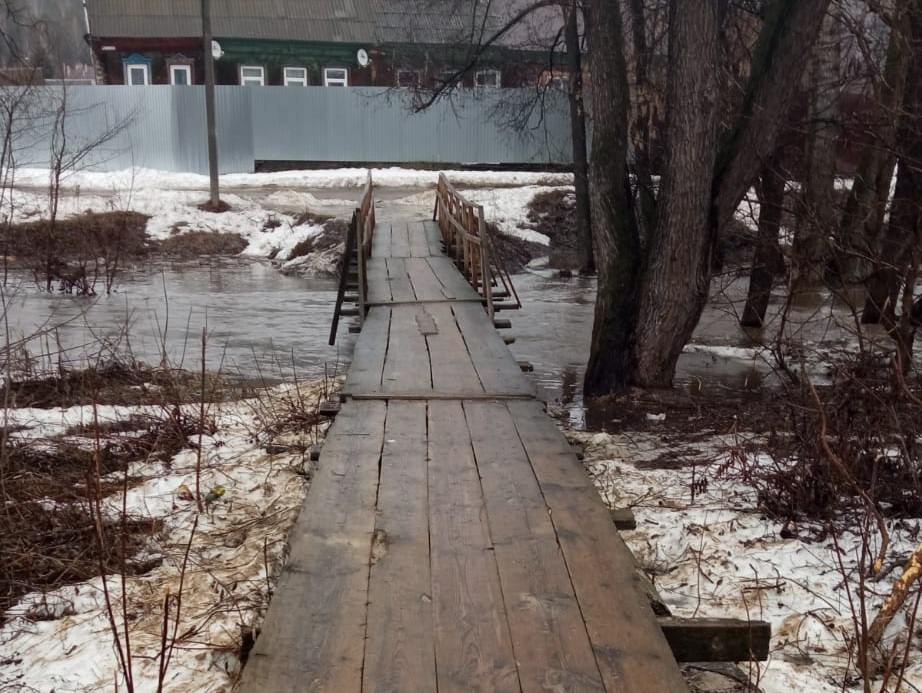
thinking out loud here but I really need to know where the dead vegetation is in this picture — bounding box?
[0,358,229,625]
[583,354,922,524]
[1,359,232,409]
[153,230,248,259]
[4,211,150,294]
[288,218,348,260]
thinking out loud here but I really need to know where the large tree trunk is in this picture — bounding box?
[632,0,721,387]
[864,0,922,349]
[741,160,787,327]
[838,2,908,287]
[792,8,841,284]
[713,0,834,230]
[625,0,658,237]
[564,1,594,274]
[584,0,832,397]
[582,0,640,396]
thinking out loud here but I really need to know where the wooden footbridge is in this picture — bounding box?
[239,174,768,692]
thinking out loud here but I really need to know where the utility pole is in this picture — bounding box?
[202,0,221,208]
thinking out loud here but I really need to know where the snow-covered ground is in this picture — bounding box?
[1,166,920,692]
[571,427,922,693]
[3,167,567,273]
[0,380,332,692]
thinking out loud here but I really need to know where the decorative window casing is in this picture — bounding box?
[323,67,348,87]
[283,67,309,86]
[122,54,151,86]
[541,69,569,92]
[474,69,501,88]
[169,64,193,85]
[240,65,265,86]
[396,69,420,88]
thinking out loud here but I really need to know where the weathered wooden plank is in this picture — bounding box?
[408,220,432,257]
[366,298,484,307]
[464,401,608,693]
[386,257,416,303]
[239,401,386,693]
[365,258,391,305]
[371,221,393,257]
[380,304,432,393]
[427,255,483,300]
[506,399,689,692]
[424,303,485,395]
[363,401,437,692]
[347,392,535,401]
[342,307,390,396]
[389,221,412,257]
[659,618,771,662]
[610,507,637,530]
[405,257,454,301]
[451,302,534,397]
[427,401,520,693]
[423,219,445,255]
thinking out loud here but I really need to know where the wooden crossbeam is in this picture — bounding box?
[659,618,771,662]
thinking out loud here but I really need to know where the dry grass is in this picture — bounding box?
[0,360,227,626]
[153,231,248,259]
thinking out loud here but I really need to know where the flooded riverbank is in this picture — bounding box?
[1,258,353,384]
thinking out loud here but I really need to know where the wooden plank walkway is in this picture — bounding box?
[239,213,688,693]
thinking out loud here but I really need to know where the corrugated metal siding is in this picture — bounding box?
[9,86,569,174]
[87,0,561,46]
[250,87,570,165]
[87,0,377,42]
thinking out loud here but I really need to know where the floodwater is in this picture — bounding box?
[1,259,355,385]
[507,268,911,428]
[2,254,910,430]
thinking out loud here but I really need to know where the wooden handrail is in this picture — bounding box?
[329,170,376,345]
[433,173,520,319]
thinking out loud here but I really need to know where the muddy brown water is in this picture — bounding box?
[2,258,355,385]
[2,258,911,429]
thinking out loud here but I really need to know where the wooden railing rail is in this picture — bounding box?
[357,170,376,318]
[329,171,376,345]
[432,173,520,319]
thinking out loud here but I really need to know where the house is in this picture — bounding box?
[84,0,563,90]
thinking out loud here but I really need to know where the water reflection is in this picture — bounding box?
[505,272,917,431]
[1,258,354,383]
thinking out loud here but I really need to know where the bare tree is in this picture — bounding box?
[584,0,833,395]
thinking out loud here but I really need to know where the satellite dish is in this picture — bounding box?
[211,40,224,60]
[357,48,369,67]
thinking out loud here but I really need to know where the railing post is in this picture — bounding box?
[478,207,493,318]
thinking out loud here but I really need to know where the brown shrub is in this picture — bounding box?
[293,210,333,226]
[289,237,314,259]
[6,211,150,262]
[154,231,248,258]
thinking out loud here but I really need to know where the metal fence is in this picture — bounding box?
[8,85,571,175]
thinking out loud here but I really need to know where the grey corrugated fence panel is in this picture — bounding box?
[6,85,570,174]
[250,87,571,165]
[6,86,251,175]
[172,86,254,174]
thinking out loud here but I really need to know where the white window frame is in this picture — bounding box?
[323,67,349,87]
[124,63,150,86]
[240,65,265,86]
[474,69,501,88]
[283,66,309,86]
[169,64,192,85]
[396,69,420,88]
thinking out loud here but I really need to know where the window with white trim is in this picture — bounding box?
[323,67,348,87]
[283,66,309,86]
[169,64,192,85]
[240,65,265,86]
[474,69,501,88]
[396,69,420,88]
[122,54,151,86]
